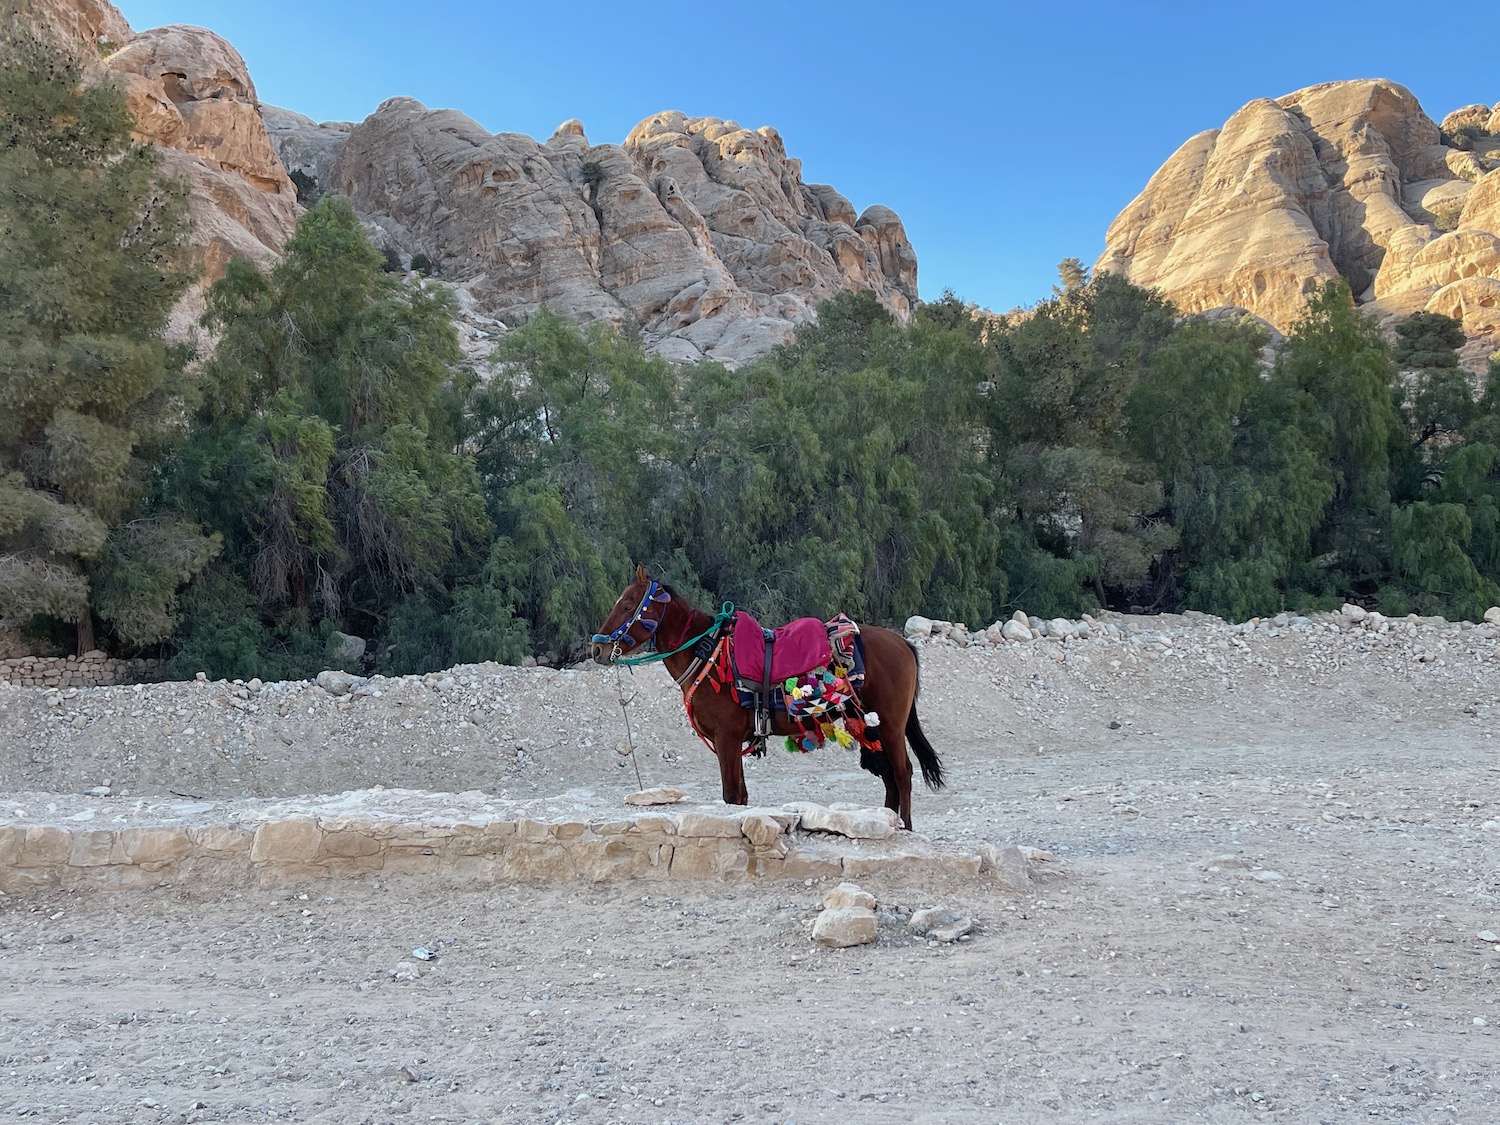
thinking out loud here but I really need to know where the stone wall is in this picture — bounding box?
[0,793,1041,893]
[0,652,163,689]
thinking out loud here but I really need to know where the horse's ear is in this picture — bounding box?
[634,562,649,584]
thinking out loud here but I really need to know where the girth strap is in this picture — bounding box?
[752,630,774,756]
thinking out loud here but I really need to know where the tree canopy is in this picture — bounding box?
[0,26,215,651]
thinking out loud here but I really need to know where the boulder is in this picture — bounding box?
[328,631,366,665]
[822,881,876,911]
[315,669,359,697]
[812,906,878,948]
[1001,620,1033,642]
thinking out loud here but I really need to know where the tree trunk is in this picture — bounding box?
[76,613,95,656]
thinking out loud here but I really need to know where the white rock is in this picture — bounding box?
[624,787,686,806]
[1484,606,1500,624]
[812,907,878,948]
[903,615,933,639]
[978,843,1033,889]
[1047,618,1075,639]
[930,918,974,943]
[1001,620,1033,643]
[791,804,899,840]
[1010,610,1029,625]
[1341,603,1367,621]
[822,882,876,911]
[909,906,962,934]
[315,669,359,697]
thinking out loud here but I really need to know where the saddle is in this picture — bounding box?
[727,610,869,755]
[730,611,831,691]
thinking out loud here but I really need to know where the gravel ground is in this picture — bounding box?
[2,608,1499,1123]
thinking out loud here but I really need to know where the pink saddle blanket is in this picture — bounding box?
[731,611,832,686]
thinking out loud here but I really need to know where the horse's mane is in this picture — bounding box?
[657,579,706,617]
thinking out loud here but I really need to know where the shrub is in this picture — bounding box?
[410,253,433,276]
[1433,202,1465,232]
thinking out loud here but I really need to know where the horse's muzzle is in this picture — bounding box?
[589,642,615,666]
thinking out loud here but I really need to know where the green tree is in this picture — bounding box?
[468,309,684,658]
[0,26,215,651]
[1272,281,1403,589]
[985,272,1178,611]
[167,199,491,674]
[1394,311,1465,371]
[1055,257,1090,294]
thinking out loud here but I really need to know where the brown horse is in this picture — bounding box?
[590,564,944,829]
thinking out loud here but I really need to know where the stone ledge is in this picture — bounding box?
[0,789,1040,892]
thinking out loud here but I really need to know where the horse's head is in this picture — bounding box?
[589,563,671,665]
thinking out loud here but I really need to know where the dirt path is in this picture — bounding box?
[3,611,1499,1122]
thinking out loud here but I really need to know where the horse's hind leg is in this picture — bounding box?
[888,740,914,830]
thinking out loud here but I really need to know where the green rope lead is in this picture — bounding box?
[616,602,736,667]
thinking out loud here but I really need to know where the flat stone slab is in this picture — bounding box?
[0,789,1042,892]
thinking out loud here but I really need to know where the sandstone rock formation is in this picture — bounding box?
[22,0,916,366]
[261,105,353,204]
[23,0,299,336]
[1099,80,1500,371]
[15,0,130,62]
[104,27,298,281]
[326,100,917,366]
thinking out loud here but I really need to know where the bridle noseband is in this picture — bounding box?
[591,579,671,659]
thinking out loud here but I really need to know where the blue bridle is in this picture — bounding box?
[591,579,671,652]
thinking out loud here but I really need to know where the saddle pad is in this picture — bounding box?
[731,611,832,686]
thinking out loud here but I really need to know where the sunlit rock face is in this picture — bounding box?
[1099,80,1500,370]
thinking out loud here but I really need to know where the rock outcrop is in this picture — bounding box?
[22,0,299,336]
[1099,80,1500,371]
[22,0,915,366]
[103,27,298,280]
[16,0,131,60]
[327,100,917,366]
[261,105,353,204]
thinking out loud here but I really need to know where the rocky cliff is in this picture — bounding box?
[19,0,300,335]
[276,101,917,366]
[1098,80,1500,370]
[21,0,915,366]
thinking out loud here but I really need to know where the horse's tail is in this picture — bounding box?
[905,640,945,791]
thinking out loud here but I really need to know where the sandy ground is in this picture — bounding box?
[3,612,1500,1123]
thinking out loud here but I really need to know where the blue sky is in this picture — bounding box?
[117,1,1498,314]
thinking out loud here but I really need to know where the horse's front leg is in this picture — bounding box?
[712,729,749,806]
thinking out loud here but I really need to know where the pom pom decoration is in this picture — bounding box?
[864,711,880,728]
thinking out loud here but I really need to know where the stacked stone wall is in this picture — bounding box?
[0,798,1040,893]
[0,652,163,689]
